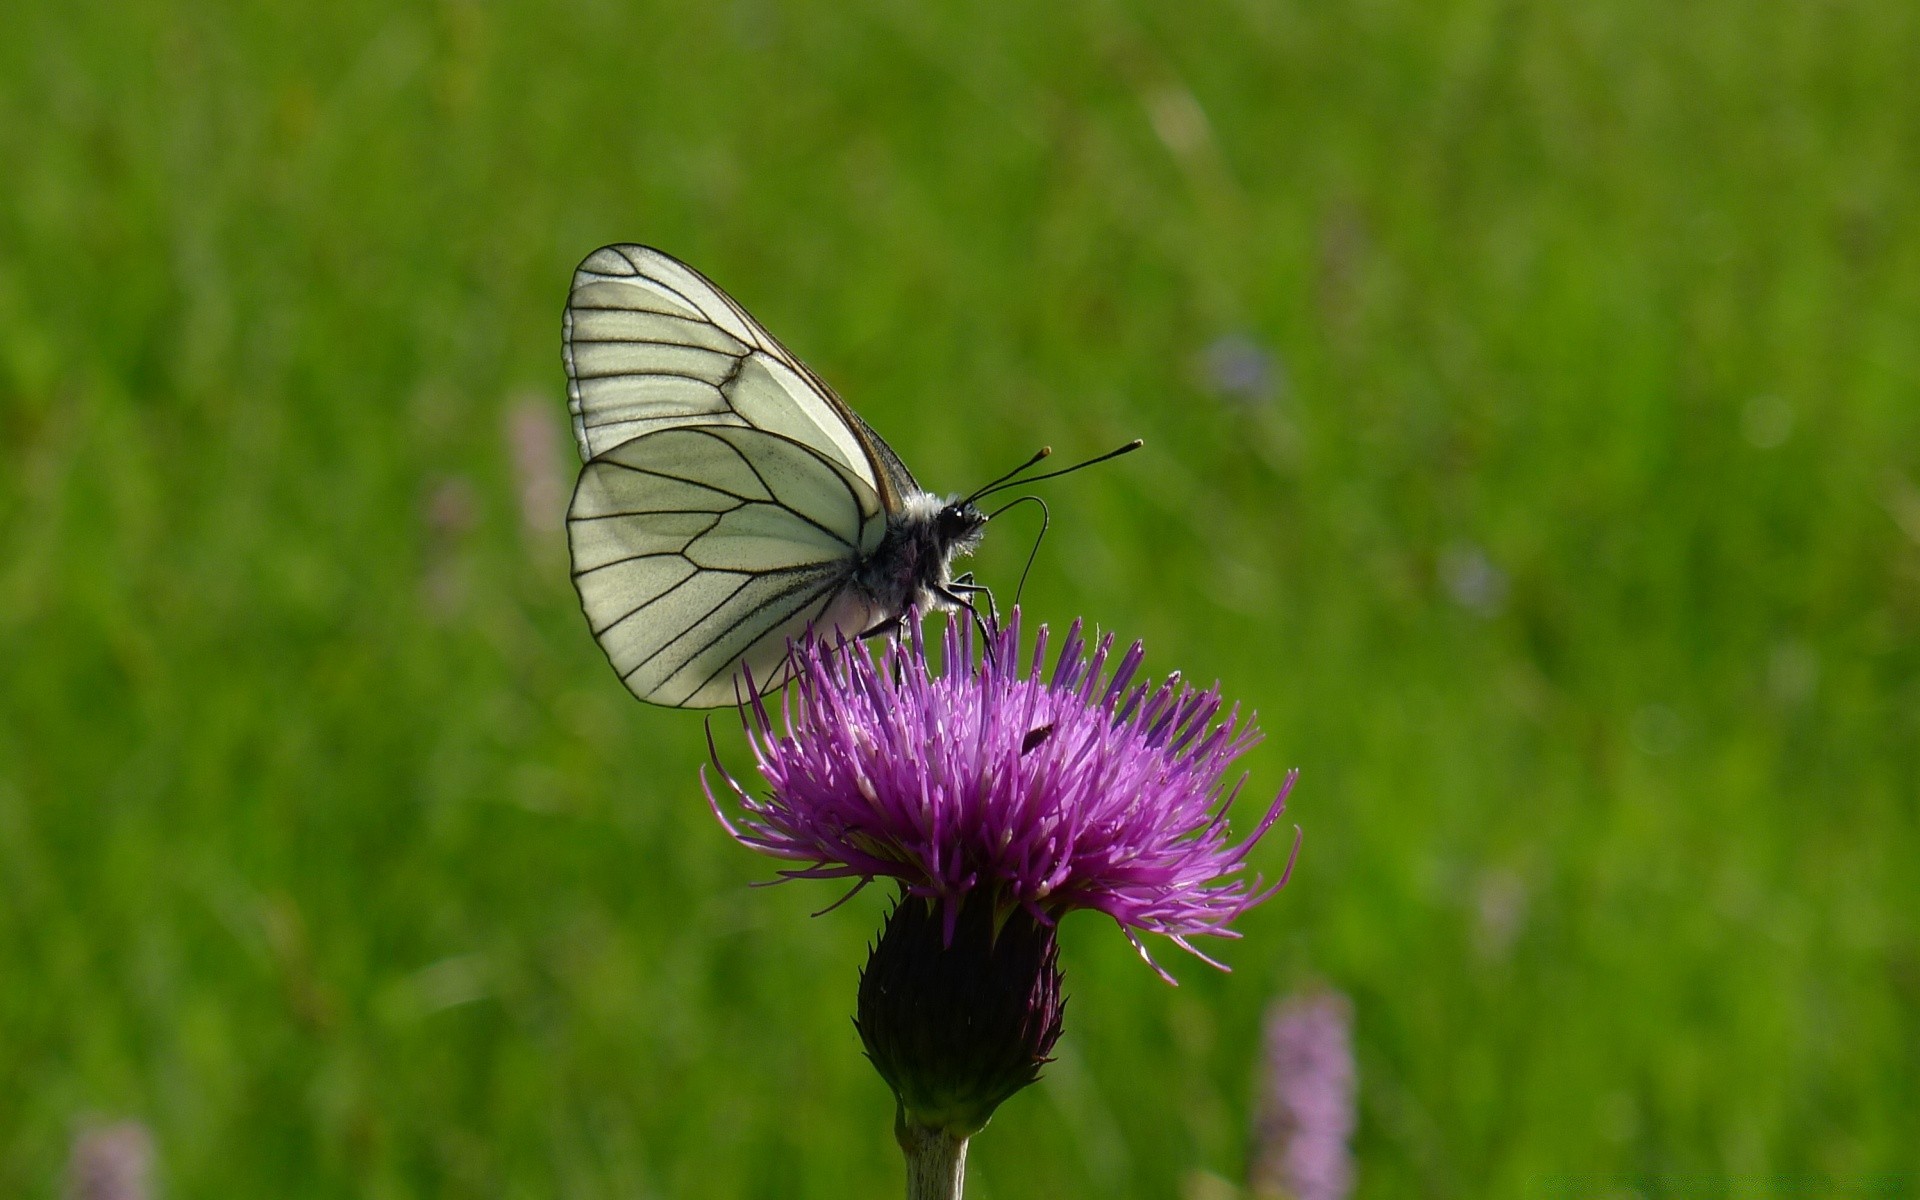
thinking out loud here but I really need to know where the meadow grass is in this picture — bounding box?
[2,1,1917,1195]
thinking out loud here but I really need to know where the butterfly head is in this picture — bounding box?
[936,498,988,556]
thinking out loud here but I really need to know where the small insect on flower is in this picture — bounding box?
[705,610,1300,978]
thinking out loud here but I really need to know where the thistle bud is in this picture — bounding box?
[856,891,1066,1139]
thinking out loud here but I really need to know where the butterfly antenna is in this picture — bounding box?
[973,438,1143,501]
[986,494,1051,607]
[964,446,1052,506]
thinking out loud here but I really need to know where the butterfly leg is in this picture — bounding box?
[857,612,909,640]
[850,611,914,687]
[947,572,1001,630]
[933,584,995,647]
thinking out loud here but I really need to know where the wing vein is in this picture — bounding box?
[572,367,735,384]
[683,576,846,701]
[618,575,759,681]
[569,551,693,582]
[591,461,760,504]
[592,570,703,638]
[569,337,748,353]
[650,567,846,694]
[570,507,736,523]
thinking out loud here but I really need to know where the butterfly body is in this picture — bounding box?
[562,244,987,708]
[851,493,987,632]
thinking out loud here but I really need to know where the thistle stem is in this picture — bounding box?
[897,1113,969,1200]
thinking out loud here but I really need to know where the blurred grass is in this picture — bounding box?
[3,0,1918,1196]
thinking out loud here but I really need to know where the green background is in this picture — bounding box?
[3,1,1916,1196]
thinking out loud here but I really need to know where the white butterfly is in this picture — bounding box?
[563,244,998,708]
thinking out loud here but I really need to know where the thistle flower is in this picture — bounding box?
[1249,991,1357,1200]
[706,611,1300,1199]
[705,611,1299,978]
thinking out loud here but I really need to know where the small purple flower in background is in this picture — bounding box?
[707,610,1299,978]
[504,393,566,544]
[1197,332,1285,407]
[707,611,1300,1199]
[1473,869,1529,961]
[1250,990,1357,1200]
[66,1121,153,1200]
[420,475,479,619]
[1439,541,1508,618]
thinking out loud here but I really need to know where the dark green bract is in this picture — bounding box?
[857,895,1065,1139]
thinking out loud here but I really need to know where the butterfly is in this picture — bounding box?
[565,244,1076,708]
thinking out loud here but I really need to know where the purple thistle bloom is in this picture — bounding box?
[705,610,1299,977]
[1249,990,1357,1200]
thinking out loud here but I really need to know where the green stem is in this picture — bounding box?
[897,1112,969,1200]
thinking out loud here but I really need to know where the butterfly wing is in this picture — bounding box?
[567,424,889,708]
[565,244,920,511]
